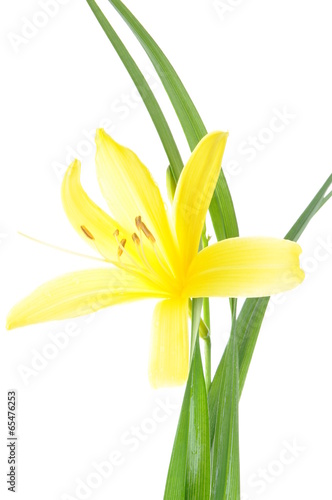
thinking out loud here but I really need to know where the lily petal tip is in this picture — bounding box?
[69,158,81,171]
[6,315,16,331]
[64,159,81,181]
[95,128,108,143]
[209,130,229,142]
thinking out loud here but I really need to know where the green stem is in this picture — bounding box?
[203,324,211,392]
[202,230,211,391]
[203,296,211,331]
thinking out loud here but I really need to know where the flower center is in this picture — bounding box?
[80,217,178,293]
[113,216,175,289]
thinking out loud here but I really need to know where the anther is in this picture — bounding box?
[81,225,94,240]
[132,233,140,245]
[135,216,156,243]
[141,223,156,243]
[118,238,127,257]
[113,229,120,238]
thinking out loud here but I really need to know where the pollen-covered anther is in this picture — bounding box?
[135,216,156,243]
[118,238,127,257]
[81,225,94,240]
[113,229,120,238]
[132,233,140,245]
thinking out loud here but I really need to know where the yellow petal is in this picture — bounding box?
[172,131,228,269]
[184,237,304,298]
[149,298,189,388]
[95,129,179,272]
[7,268,166,330]
[62,160,133,263]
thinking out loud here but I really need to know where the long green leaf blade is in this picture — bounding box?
[164,375,190,499]
[209,173,332,442]
[236,173,332,396]
[185,341,210,498]
[106,0,239,240]
[285,173,332,241]
[107,0,206,149]
[237,297,269,396]
[164,299,210,499]
[85,0,184,179]
[210,320,240,500]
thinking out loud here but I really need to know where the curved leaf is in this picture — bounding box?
[210,173,332,443]
[85,0,184,178]
[164,299,210,499]
[106,0,239,240]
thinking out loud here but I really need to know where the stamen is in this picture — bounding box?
[132,233,140,245]
[113,230,127,259]
[135,216,156,243]
[118,238,127,257]
[141,223,156,243]
[135,216,166,277]
[112,230,139,268]
[81,225,95,240]
[81,225,114,261]
[110,218,172,288]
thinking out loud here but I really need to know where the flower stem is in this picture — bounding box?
[202,228,212,391]
[203,339,211,392]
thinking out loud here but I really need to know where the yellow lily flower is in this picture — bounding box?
[7,129,304,387]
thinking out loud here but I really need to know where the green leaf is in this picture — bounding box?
[106,0,239,240]
[285,173,332,241]
[106,0,205,149]
[237,297,269,396]
[236,173,332,397]
[164,299,210,500]
[188,299,209,340]
[210,319,240,500]
[209,173,332,442]
[85,0,184,179]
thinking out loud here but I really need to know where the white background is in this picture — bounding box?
[1,0,332,498]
